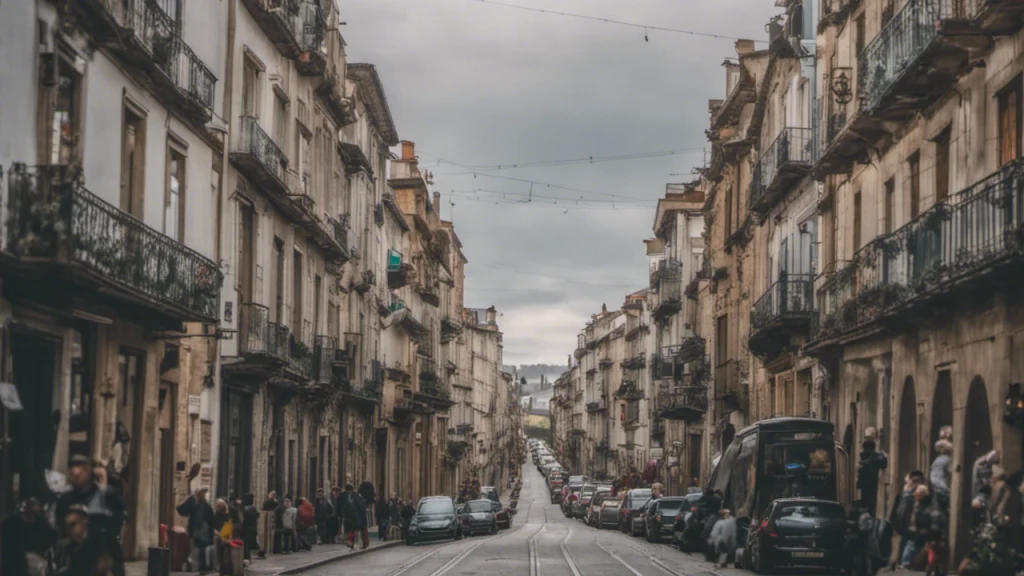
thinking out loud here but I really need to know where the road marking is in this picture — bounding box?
[428,537,490,576]
[384,548,441,576]
[559,529,583,576]
[596,540,646,576]
[528,524,547,576]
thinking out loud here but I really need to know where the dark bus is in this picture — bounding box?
[707,418,843,527]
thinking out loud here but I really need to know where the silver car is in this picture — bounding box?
[597,500,621,528]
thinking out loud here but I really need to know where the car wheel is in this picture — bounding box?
[455,528,463,540]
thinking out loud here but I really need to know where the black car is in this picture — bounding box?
[673,491,722,552]
[491,500,511,529]
[744,499,846,573]
[644,497,687,543]
[408,496,463,545]
[618,489,652,536]
[458,499,499,536]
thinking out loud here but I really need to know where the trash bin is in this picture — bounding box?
[147,547,170,576]
[229,540,245,576]
[167,527,190,572]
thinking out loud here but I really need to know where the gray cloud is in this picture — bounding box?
[341,0,777,364]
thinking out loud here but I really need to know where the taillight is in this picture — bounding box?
[675,514,682,522]
[760,519,778,538]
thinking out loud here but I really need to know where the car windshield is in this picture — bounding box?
[656,500,685,513]
[602,501,620,508]
[418,500,453,515]
[762,440,837,502]
[776,503,845,519]
[466,501,493,513]
[581,486,596,495]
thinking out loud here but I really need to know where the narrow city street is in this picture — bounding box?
[302,465,735,576]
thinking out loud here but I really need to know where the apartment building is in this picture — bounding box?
[0,0,225,556]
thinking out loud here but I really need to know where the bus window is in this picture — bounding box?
[732,433,757,518]
[759,434,837,507]
[712,439,741,496]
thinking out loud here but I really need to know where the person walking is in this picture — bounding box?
[177,488,217,574]
[296,497,315,550]
[708,509,737,568]
[0,497,55,576]
[261,491,277,557]
[280,498,298,554]
[242,494,260,563]
[314,489,334,545]
[342,485,369,550]
[375,494,391,541]
[53,506,107,576]
[55,455,126,576]
[857,439,888,516]
[930,440,953,508]
[400,498,416,541]
[890,470,925,568]
[358,480,376,530]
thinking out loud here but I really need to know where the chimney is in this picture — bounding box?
[735,39,755,56]
[433,191,441,214]
[486,307,496,324]
[401,140,416,161]
[601,303,607,314]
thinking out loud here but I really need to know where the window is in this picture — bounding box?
[732,433,757,518]
[716,314,729,365]
[51,56,82,165]
[237,203,255,303]
[855,14,866,56]
[165,139,187,242]
[884,178,895,234]
[273,237,285,323]
[313,274,322,335]
[724,179,734,238]
[852,191,862,251]
[242,57,260,118]
[121,103,147,219]
[998,77,1021,166]
[908,152,921,218]
[934,127,951,203]
[274,92,288,146]
[292,249,304,336]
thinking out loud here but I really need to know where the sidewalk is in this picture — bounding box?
[124,535,402,576]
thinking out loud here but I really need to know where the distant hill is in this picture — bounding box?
[503,364,566,380]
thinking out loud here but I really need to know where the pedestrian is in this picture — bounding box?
[890,470,925,568]
[358,480,376,528]
[214,498,234,574]
[375,494,391,541]
[53,505,108,576]
[0,497,56,576]
[342,484,369,550]
[857,438,888,517]
[990,470,1023,546]
[915,486,948,576]
[176,488,217,574]
[400,499,416,541]
[242,494,260,564]
[930,440,953,506]
[651,481,664,499]
[261,491,277,556]
[314,489,334,545]
[708,509,736,568]
[329,487,343,543]
[55,454,126,576]
[280,498,297,554]
[296,497,315,550]
[107,422,131,499]
[389,494,402,540]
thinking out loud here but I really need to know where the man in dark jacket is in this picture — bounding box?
[342,485,368,550]
[400,499,416,541]
[358,480,376,528]
[375,495,391,541]
[329,487,343,544]
[177,488,216,573]
[242,494,261,561]
[889,470,924,568]
[857,439,888,516]
[0,497,55,576]
[53,506,107,576]
[314,489,334,545]
[55,455,125,576]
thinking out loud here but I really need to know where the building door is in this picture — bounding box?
[158,382,176,529]
[931,371,954,464]
[957,378,993,562]
[375,428,387,496]
[292,250,304,338]
[8,331,59,505]
[219,388,252,499]
[117,348,146,552]
[897,377,918,477]
[238,204,255,305]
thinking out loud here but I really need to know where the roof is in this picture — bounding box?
[347,63,399,146]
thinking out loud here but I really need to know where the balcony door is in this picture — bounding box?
[237,203,255,305]
[120,103,146,220]
[292,250,304,339]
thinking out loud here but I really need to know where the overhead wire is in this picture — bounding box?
[434,147,706,174]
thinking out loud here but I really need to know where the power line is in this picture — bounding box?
[435,147,706,174]
[449,188,656,205]
[460,0,762,42]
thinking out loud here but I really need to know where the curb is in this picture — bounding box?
[260,541,405,575]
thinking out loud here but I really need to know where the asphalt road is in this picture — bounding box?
[300,463,751,576]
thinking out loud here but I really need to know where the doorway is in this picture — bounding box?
[931,371,953,464]
[957,377,993,562]
[117,348,146,552]
[897,377,919,476]
[219,389,253,499]
[157,383,176,529]
[9,331,59,504]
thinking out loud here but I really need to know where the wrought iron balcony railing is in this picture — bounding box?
[651,419,666,436]
[4,164,222,321]
[751,273,815,333]
[288,326,314,379]
[232,116,290,198]
[655,386,709,421]
[812,157,1024,345]
[859,0,976,114]
[585,400,607,413]
[750,127,813,215]
[294,1,327,76]
[614,381,644,400]
[419,357,439,384]
[313,335,336,384]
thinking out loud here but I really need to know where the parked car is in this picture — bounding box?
[571,484,599,519]
[644,497,687,543]
[596,500,621,529]
[491,500,512,529]
[586,489,613,527]
[481,486,499,504]
[561,485,583,516]
[407,496,462,545]
[457,499,499,536]
[743,499,846,573]
[618,489,653,536]
[673,491,722,552]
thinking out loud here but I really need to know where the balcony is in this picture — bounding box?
[749,128,813,217]
[313,335,336,384]
[294,2,327,76]
[2,164,222,325]
[419,357,440,386]
[70,0,216,126]
[231,116,290,199]
[749,273,815,358]
[286,322,314,380]
[621,353,646,371]
[655,385,708,421]
[387,249,417,289]
[809,157,1024,351]
[334,375,381,411]
[225,303,291,377]
[585,399,607,413]
[416,382,454,411]
[651,259,683,322]
[859,0,982,120]
[240,0,325,69]
[598,358,614,369]
[318,72,357,127]
[715,359,746,414]
[441,316,463,342]
[614,380,644,400]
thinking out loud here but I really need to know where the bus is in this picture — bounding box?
[706,418,846,539]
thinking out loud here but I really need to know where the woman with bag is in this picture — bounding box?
[177,488,217,575]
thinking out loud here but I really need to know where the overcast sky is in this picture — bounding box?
[341,0,777,366]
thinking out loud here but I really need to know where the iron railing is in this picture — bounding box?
[159,32,216,118]
[750,127,813,210]
[236,116,288,182]
[859,0,976,112]
[655,386,709,417]
[419,357,439,384]
[313,335,336,384]
[297,1,326,54]
[751,273,815,332]
[813,157,1024,341]
[239,303,270,355]
[5,164,222,321]
[267,322,291,362]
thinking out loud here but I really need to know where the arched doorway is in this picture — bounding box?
[897,377,918,475]
[956,377,993,562]
[931,371,953,464]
